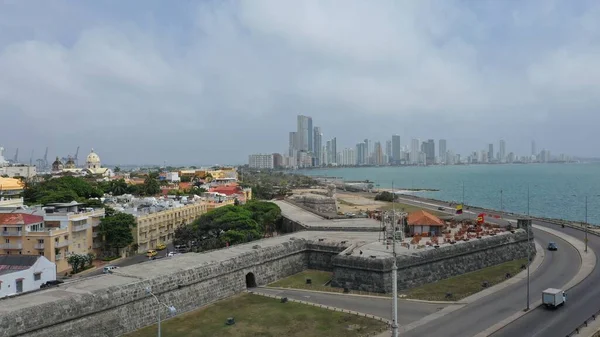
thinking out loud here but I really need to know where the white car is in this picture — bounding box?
[167,252,181,257]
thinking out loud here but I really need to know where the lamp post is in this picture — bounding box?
[500,189,503,211]
[525,185,531,311]
[391,182,398,337]
[571,195,600,253]
[146,287,177,337]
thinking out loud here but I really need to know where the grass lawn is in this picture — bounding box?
[269,259,528,302]
[402,258,528,301]
[124,293,387,337]
[378,202,447,217]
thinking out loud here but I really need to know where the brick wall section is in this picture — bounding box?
[306,241,349,271]
[332,231,534,293]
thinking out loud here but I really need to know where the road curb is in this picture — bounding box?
[471,224,597,337]
[246,289,392,331]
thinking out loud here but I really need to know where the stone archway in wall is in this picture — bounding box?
[245,272,257,288]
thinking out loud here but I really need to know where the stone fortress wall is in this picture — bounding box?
[331,230,533,293]
[1,230,532,337]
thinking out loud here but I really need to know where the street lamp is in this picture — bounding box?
[500,189,503,211]
[525,184,532,311]
[571,195,600,253]
[146,286,177,337]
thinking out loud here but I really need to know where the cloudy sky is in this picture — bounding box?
[1,0,599,165]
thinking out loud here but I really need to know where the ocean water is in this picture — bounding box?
[298,163,600,225]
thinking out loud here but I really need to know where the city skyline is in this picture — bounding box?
[2,1,600,164]
[261,114,572,169]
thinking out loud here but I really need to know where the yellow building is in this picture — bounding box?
[132,202,208,253]
[0,202,104,274]
[0,177,25,208]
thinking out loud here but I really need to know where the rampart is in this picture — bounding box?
[1,230,533,337]
[331,230,533,293]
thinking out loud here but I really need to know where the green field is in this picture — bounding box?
[269,259,527,302]
[402,258,528,301]
[124,293,387,337]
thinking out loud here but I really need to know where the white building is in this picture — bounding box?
[248,154,274,169]
[0,255,56,298]
[166,172,180,182]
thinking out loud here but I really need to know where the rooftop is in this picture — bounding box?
[0,213,44,226]
[0,177,24,191]
[0,255,39,275]
[407,210,444,226]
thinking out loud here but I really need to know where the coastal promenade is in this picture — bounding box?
[389,193,600,337]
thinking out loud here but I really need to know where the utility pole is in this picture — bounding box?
[462,181,465,206]
[585,196,588,253]
[391,182,398,337]
[500,189,503,211]
[526,185,530,311]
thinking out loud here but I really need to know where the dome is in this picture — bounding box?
[86,149,101,170]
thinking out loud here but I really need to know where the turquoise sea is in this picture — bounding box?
[298,163,600,225]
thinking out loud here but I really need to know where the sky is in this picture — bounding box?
[1,0,600,166]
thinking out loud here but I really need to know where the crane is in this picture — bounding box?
[43,147,48,169]
[36,147,49,171]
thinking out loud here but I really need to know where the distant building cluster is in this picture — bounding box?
[247,116,574,168]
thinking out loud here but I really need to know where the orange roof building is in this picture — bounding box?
[407,210,444,236]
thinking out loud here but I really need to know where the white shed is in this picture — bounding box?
[0,255,57,298]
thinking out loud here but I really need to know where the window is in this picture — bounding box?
[34,272,41,281]
[4,239,8,244]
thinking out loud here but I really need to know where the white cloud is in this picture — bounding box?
[0,0,599,163]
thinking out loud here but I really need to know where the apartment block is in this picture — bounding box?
[0,202,105,274]
[132,202,208,253]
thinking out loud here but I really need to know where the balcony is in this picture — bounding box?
[72,223,91,232]
[55,240,70,248]
[0,230,22,237]
[0,243,22,249]
[92,222,100,227]
[34,243,45,249]
[55,253,63,261]
[92,232,99,238]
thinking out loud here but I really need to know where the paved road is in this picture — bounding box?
[396,195,596,337]
[84,243,175,277]
[491,221,600,337]
[253,288,445,325]
[400,228,579,337]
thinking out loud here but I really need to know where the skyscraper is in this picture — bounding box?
[288,132,297,157]
[531,140,536,157]
[364,139,370,165]
[313,127,322,166]
[439,139,447,164]
[307,118,313,152]
[296,115,312,152]
[488,144,494,162]
[426,139,435,165]
[385,140,392,163]
[392,135,401,165]
[499,140,506,163]
[374,142,384,165]
[356,143,366,165]
[411,139,420,164]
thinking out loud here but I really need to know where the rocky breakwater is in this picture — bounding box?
[331,229,534,293]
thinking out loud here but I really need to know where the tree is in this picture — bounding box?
[142,176,160,196]
[114,166,121,173]
[98,212,136,255]
[67,254,89,274]
[24,176,104,205]
[109,179,128,196]
[375,191,396,202]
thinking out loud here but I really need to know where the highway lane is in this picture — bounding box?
[253,287,446,325]
[491,220,600,337]
[395,195,598,337]
[400,228,580,337]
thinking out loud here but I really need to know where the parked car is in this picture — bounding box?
[40,280,64,289]
[167,251,182,257]
[438,207,445,211]
[147,249,158,257]
[156,243,167,250]
[547,242,558,251]
[103,266,119,274]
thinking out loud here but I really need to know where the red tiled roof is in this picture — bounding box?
[209,185,242,196]
[179,182,192,190]
[0,213,44,226]
[407,210,444,227]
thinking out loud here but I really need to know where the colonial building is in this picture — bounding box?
[51,149,114,178]
[0,255,56,298]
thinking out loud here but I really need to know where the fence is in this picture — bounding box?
[566,309,600,337]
